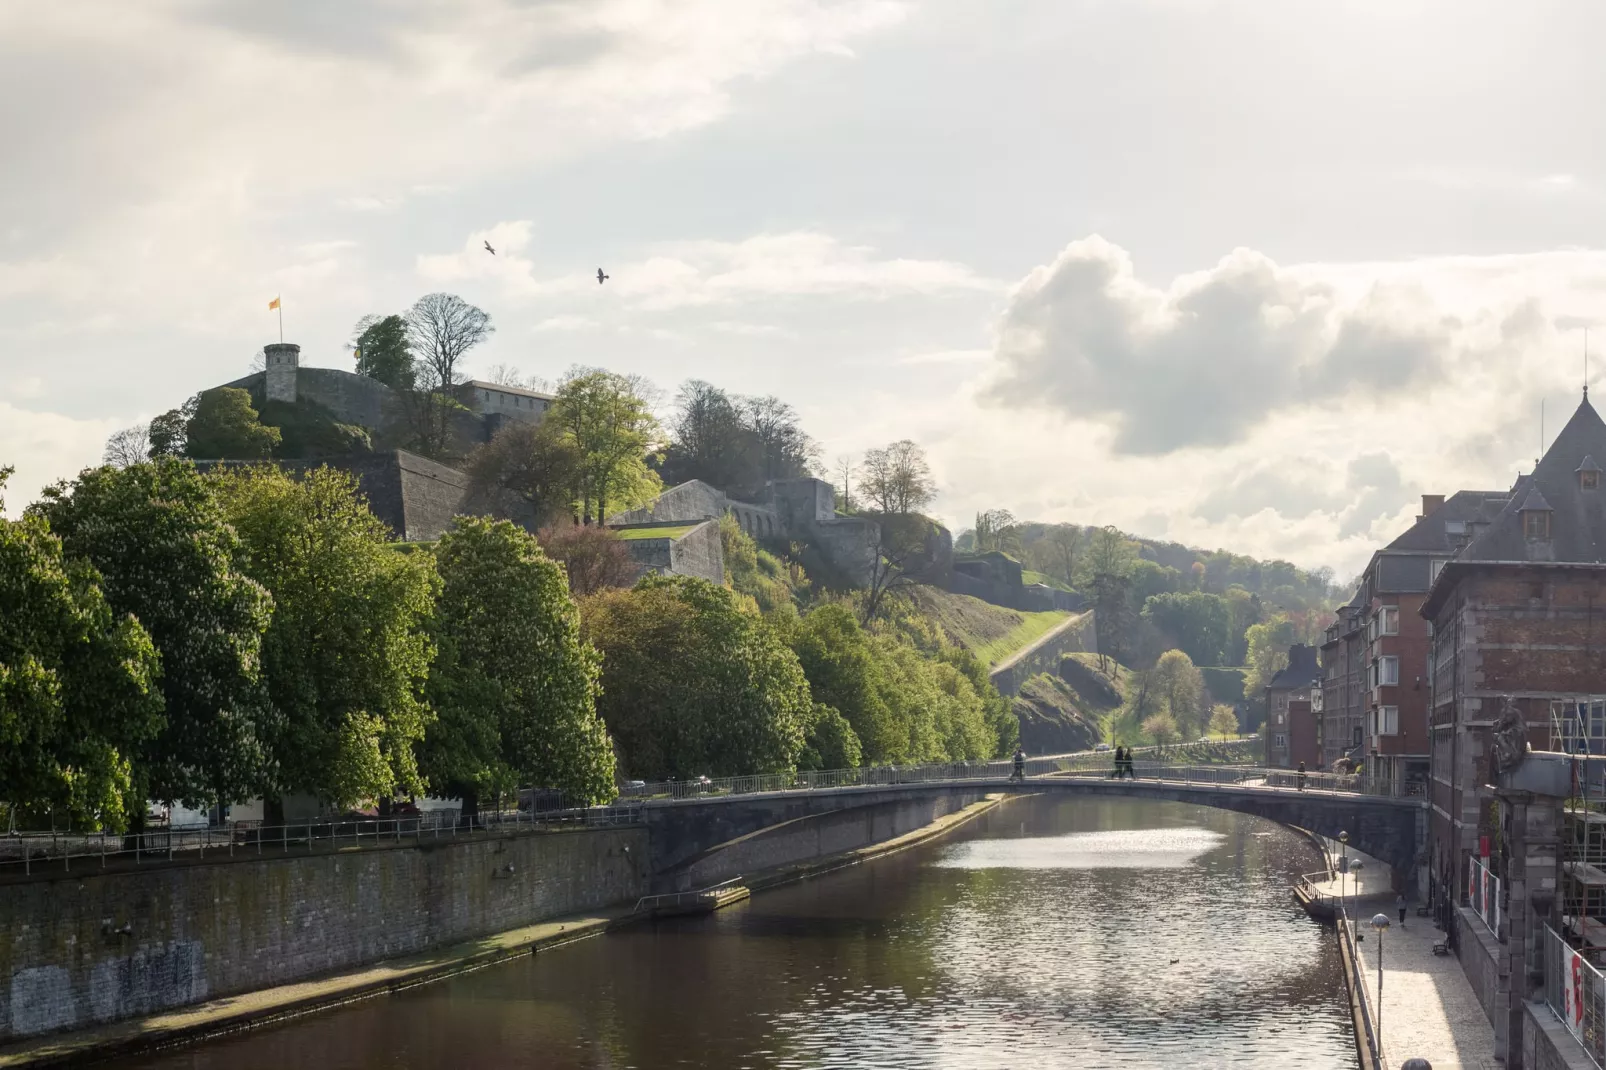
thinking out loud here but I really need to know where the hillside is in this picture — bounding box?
[902,585,1072,666]
[1013,656,1127,753]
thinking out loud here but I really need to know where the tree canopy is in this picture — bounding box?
[422,518,615,809]
[0,469,163,830]
[351,314,415,390]
[36,459,275,809]
[552,368,661,524]
[210,466,437,807]
[184,387,281,460]
[582,574,811,779]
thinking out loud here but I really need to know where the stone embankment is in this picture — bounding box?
[0,793,1007,1066]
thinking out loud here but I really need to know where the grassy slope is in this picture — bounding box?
[904,586,1071,667]
[616,525,698,541]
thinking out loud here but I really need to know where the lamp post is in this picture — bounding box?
[1339,831,1350,923]
[1371,913,1391,1055]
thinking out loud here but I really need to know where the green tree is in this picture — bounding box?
[351,313,415,390]
[939,644,1018,758]
[798,703,862,771]
[210,466,437,807]
[552,368,662,524]
[423,518,615,816]
[35,460,275,810]
[1142,592,1233,666]
[582,574,810,779]
[183,387,282,459]
[148,395,199,457]
[1209,703,1239,740]
[1141,711,1178,751]
[465,419,582,526]
[1151,649,1206,739]
[0,469,164,830]
[788,604,897,763]
[1243,617,1299,698]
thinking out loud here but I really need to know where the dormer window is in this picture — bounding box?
[1579,455,1602,491]
[1518,484,1553,541]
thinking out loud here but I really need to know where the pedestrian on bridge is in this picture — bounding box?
[1111,746,1124,779]
[1297,761,1307,791]
[1012,747,1026,782]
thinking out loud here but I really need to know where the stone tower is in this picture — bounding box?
[264,342,300,404]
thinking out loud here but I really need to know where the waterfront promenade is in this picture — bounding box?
[1314,854,1497,1069]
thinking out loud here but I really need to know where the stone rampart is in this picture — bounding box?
[989,611,1097,697]
[0,827,645,1043]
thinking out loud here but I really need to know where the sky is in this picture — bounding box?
[7,0,1606,579]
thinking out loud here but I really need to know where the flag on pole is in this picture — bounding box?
[268,296,281,310]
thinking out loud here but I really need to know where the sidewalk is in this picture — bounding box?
[1346,893,1498,1070]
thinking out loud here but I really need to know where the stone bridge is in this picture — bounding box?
[640,774,1425,891]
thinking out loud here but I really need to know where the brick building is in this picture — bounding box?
[1264,644,1321,768]
[1423,395,1606,922]
[1320,601,1367,771]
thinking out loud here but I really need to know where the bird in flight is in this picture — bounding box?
[484,240,496,255]
[597,268,609,284]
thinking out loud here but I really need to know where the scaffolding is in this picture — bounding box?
[1555,700,1606,963]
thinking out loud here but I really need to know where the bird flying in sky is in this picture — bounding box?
[484,240,496,255]
[597,268,609,284]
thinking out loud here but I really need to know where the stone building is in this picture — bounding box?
[1423,395,1606,927]
[1264,644,1321,768]
[231,342,553,456]
[607,477,880,587]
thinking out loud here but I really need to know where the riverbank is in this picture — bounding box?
[0,795,1010,1068]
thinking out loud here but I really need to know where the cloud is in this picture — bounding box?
[983,236,1470,455]
[420,228,1000,309]
[0,405,119,519]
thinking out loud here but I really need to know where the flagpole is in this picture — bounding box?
[278,297,283,343]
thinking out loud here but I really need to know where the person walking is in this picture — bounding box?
[1012,747,1026,782]
[1297,760,1307,791]
[1397,893,1407,927]
[1112,746,1124,779]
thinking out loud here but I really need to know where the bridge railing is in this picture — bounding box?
[0,804,644,879]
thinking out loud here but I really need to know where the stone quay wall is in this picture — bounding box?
[0,827,646,1043]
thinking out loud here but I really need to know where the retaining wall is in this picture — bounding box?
[989,611,1096,697]
[0,827,646,1043]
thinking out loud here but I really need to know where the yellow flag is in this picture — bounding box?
[268,296,281,310]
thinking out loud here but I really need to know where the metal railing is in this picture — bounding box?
[1343,913,1388,1070]
[1546,923,1606,1069]
[2,739,1411,878]
[1469,855,1502,939]
[0,803,643,877]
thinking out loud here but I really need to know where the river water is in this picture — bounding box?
[125,797,1356,1069]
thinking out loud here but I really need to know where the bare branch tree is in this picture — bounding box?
[103,424,151,468]
[834,454,856,512]
[860,439,936,515]
[405,293,494,389]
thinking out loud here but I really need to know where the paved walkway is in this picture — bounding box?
[1308,844,1498,1070]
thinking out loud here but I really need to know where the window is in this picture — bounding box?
[1525,510,1552,539]
[1372,656,1399,688]
[1377,706,1399,735]
[1276,712,1285,725]
[1274,734,1287,750]
[1585,470,1600,491]
[1353,726,1363,746]
[1380,606,1399,636]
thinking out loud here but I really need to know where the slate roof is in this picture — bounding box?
[1267,644,1321,690]
[1381,489,1510,555]
[1459,396,1606,564]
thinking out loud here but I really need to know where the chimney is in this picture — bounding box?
[264,343,300,404]
[1420,493,1445,520]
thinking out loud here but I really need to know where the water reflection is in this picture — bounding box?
[123,797,1355,1070]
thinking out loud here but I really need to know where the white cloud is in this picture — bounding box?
[0,405,119,518]
[420,227,1001,309]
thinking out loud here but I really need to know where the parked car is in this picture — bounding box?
[1094,743,1111,753]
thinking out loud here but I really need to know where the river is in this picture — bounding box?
[124,796,1356,1069]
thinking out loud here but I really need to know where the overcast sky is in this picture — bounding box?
[6,0,1606,578]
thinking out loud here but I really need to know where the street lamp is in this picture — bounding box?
[1371,913,1391,1054]
[1339,831,1350,922]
